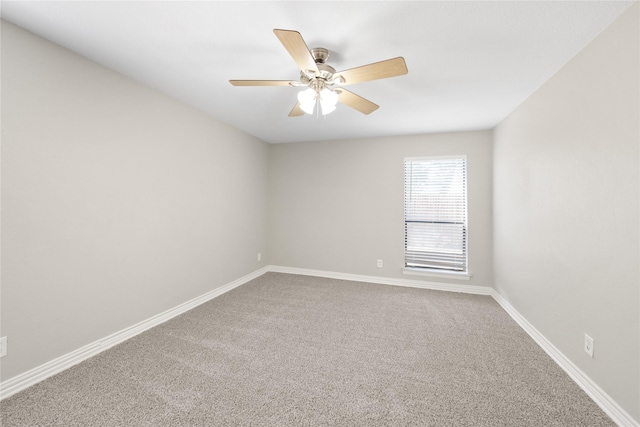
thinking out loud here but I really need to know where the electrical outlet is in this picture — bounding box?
[584,334,594,358]
[0,336,7,357]
[377,259,383,268]
[257,253,262,262]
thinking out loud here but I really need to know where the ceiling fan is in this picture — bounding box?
[230,29,408,117]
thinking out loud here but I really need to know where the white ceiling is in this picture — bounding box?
[1,1,634,144]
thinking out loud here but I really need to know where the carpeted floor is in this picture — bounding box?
[1,272,614,426]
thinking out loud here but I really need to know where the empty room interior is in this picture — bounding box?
[1,1,638,426]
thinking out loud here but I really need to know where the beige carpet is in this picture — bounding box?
[1,272,614,426]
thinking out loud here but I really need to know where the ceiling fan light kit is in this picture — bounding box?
[297,87,338,115]
[230,29,408,117]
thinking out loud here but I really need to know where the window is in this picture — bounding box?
[404,157,467,274]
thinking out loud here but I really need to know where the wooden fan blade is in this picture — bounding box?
[288,102,304,117]
[336,57,408,85]
[229,80,296,86]
[336,89,379,115]
[273,29,319,74]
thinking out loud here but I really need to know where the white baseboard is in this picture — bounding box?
[267,265,492,295]
[491,290,638,427]
[0,266,269,401]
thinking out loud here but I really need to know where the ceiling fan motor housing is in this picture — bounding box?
[301,48,341,88]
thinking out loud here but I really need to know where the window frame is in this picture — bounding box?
[402,155,471,280]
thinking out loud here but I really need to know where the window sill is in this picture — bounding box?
[402,267,471,281]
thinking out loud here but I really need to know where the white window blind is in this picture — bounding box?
[404,157,467,272]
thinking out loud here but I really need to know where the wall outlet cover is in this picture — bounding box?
[584,334,594,358]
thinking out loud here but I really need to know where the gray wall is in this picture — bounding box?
[268,131,493,288]
[493,4,639,421]
[1,21,269,381]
